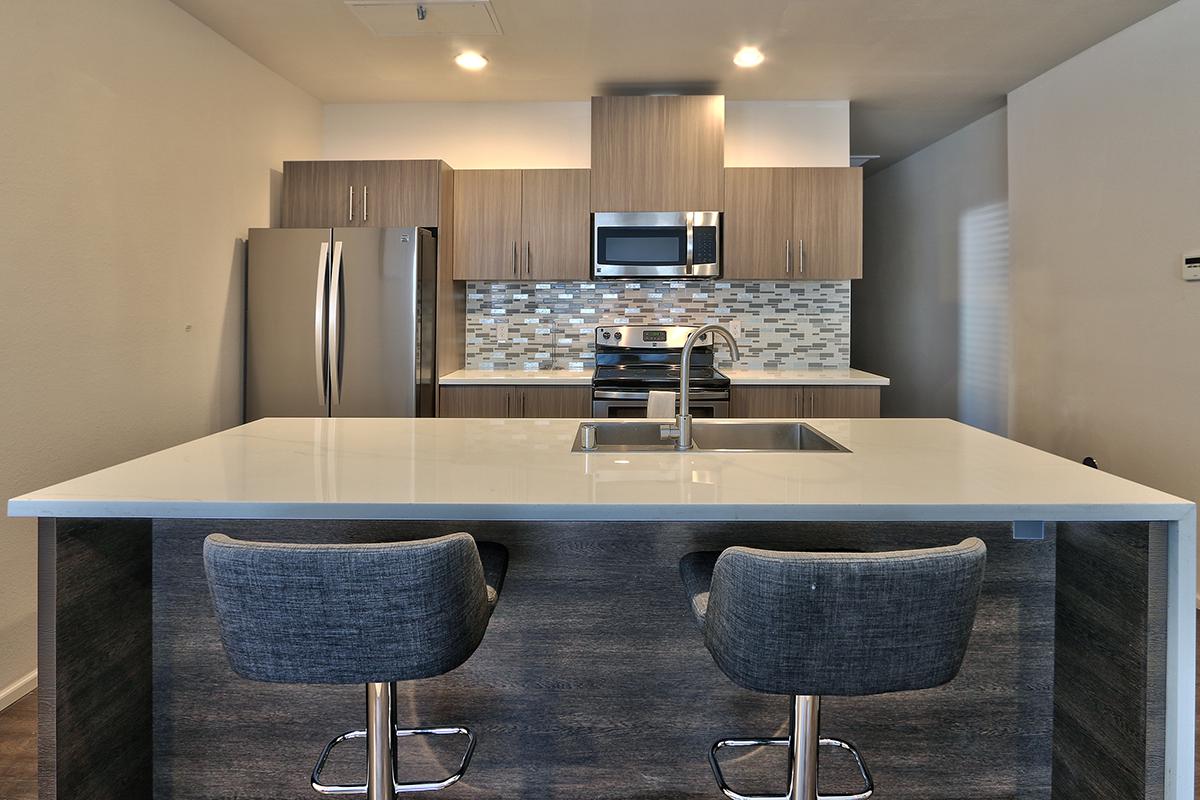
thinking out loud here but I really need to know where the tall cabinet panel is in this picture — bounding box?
[453,169,523,280]
[521,169,591,281]
[359,160,441,228]
[793,168,863,280]
[723,168,794,279]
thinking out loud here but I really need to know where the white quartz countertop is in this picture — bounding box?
[8,417,1190,522]
[439,369,889,386]
[440,370,592,385]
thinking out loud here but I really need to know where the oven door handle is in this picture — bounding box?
[592,389,729,401]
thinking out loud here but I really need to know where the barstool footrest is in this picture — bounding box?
[311,725,477,796]
[708,735,874,800]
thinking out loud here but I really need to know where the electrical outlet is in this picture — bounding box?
[728,319,743,338]
[1184,250,1200,281]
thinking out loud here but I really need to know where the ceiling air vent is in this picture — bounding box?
[343,0,502,37]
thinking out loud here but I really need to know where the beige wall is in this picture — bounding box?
[854,109,1009,432]
[0,0,321,704]
[1008,1,1200,529]
[322,100,849,168]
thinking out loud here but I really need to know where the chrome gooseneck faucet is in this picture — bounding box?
[661,324,740,451]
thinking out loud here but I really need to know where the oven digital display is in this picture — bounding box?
[642,330,667,342]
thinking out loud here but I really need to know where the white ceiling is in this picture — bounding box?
[170,0,1176,170]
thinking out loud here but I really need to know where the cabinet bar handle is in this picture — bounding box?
[521,391,526,416]
[506,392,511,417]
[785,239,791,274]
[794,391,799,418]
[512,241,518,277]
[362,185,368,222]
[798,239,805,275]
[348,185,354,223]
[526,241,532,276]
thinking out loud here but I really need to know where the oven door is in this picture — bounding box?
[593,212,689,278]
[592,389,730,418]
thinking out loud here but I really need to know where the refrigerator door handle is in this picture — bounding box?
[313,240,330,405]
[329,240,344,405]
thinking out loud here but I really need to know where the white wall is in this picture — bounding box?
[323,100,849,168]
[0,0,321,706]
[1008,0,1200,517]
[853,109,1010,431]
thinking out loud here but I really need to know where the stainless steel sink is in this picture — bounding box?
[571,420,849,453]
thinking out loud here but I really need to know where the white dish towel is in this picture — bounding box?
[646,390,677,419]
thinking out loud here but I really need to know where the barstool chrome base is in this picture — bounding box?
[708,695,873,800]
[310,682,477,798]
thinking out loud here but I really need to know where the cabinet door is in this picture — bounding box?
[438,386,515,418]
[730,386,804,418]
[453,170,523,280]
[590,95,724,211]
[793,168,863,280]
[521,169,591,281]
[803,386,880,418]
[724,168,793,280]
[359,160,441,228]
[281,161,355,228]
[518,386,591,418]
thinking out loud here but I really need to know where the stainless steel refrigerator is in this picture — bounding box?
[245,227,436,421]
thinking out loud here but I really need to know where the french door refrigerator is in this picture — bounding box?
[245,227,436,421]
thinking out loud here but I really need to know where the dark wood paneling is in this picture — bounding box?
[804,386,881,418]
[591,95,724,212]
[154,519,1053,800]
[39,518,152,800]
[518,386,591,418]
[1052,522,1167,800]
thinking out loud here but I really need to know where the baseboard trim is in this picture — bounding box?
[0,669,37,712]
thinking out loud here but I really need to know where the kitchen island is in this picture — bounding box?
[9,417,1195,800]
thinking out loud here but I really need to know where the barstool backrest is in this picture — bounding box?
[203,533,492,685]
[705,538,986,696]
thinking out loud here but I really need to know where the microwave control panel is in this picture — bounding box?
[692,227,718,264]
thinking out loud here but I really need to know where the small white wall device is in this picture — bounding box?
[1184,249,1200,281]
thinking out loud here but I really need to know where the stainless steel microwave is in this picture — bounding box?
[592,211,720,279]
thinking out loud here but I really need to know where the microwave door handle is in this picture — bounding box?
[685,212,695,276]
[314,241,330,405]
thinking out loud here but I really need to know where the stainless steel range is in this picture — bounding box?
[591,324,731,418]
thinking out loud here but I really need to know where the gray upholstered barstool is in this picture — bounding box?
[680,539,987,800]
[203,532,508,799]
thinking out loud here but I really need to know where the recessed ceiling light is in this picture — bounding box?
[455,51,488,71]
[733,46,764,68]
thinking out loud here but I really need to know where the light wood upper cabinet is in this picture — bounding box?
[281,160,443,228]
[358,160,441,227]
[590,95,724,212]
[455,169,590,281]
[453,170,523,280]
[521,169,590,281]
[723,168,794,279]
[793,168,863,280]
[723,166,863,280]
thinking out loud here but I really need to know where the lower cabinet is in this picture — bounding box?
[731,386,880,418]
[439,385,591,418]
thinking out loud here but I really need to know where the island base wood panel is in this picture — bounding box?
[152,519,1053,800]
[38,517,152,800]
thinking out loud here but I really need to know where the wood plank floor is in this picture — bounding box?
[1,625,1199,800]
[0,690,36,800]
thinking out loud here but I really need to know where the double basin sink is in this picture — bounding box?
[571,420,849,453]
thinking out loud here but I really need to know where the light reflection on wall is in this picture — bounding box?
[958,202,1010,434]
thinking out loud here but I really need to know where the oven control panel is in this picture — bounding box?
[596,325,709,349]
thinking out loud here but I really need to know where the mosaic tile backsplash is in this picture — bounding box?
[465,280,851,371]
